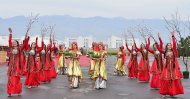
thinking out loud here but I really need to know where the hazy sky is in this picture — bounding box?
[0,0,189,19]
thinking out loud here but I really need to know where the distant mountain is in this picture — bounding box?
[0,15,177,41]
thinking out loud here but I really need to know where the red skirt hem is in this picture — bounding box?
[159,79,184,96]
[7,76,22,94]
[40,70,52,82]
[24,72,40,86]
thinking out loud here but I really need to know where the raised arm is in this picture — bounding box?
[36,37,39,49]
[20,36,29,51]
[146,38,154,54]
[36,41,44,53]
[51,43,57,51]
[126,43,131,53]
[158,33,163,50]
[134,42,140,51]
[156,42,164,54]
[8,28,12,48]
[47,39,52,52]
[172,32,178,56]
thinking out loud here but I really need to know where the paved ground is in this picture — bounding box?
[0,56,190,99]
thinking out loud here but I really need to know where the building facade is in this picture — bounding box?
[107,35,140,49]
[63,36,94,48]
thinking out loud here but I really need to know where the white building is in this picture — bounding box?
[0,35,9,46]
[107,35,140,49]
[63,36,94,48]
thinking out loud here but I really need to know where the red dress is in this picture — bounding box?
[39,49,50,82]
[147,37,164,88]
[7,34,27,95]
[40,40,53,82]
[157,35,184,96]
[22,44,30,75]
[20,38,30,75]
[134,43,150,82]
[24,41,43,87]
[35,39,51,83]
[137,50,150,81]
[126,44,138,78]
[50,44,57,78]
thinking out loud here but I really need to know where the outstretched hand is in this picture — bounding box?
[8,28,12,34]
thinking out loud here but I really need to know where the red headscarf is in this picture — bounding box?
[98,42,105,51]
[71,42,78,51]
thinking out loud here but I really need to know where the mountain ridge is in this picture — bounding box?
[0,15,176,41]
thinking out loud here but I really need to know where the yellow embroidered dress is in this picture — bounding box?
[67,50,83,79]
[58,49,66,69]
[115,51,127,75]
[93,51,107,80]
[88,51,98,78]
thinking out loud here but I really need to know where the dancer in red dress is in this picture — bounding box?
[50,43,57,78]
[157,32,184,97]
[24,36,44,88]
[22,44,30,75]
[20,40,27,76]
[40,37,53,83]
[7,28,28,96]
[135,41,150,82]
[35,37,52,83]
[147,33,164,89]
[126,42,138,78]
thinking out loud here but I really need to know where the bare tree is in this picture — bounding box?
[26,13,39,34]
[124,27,135,45]
[183,16,190,35]
[164,11,190,73]
[136,24,152,44]
[41,25,48,41]
[163,11,183,40]
[48,25,56,43]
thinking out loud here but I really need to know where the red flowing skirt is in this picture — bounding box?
[7,76,22,94]
[39,70,52,82]
[24,72,40,86]
[138,58,150,81]
[174,60,183,78]
[50,60,57,78]
[150,59,158,73]
[50,67,57,78]
[159,79,184,96]
[138,71,150,81]
[128,60,138,78]
[150,74,160,89]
